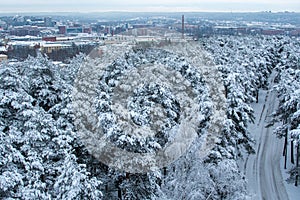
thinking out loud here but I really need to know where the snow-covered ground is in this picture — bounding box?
[243,73,290,200]
[281,134,300,200]
[241,72,300,200]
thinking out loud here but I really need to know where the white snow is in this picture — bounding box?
[280,134,300,200]
[242,72,299,199]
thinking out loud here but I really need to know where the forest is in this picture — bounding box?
[0,35,299,199]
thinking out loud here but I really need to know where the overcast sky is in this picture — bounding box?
[0,0,299,12]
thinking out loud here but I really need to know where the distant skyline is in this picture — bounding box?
[0,0,299,13]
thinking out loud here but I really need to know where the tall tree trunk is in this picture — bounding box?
[283,141,286,157]
[283,126,288,156]
[105,184,108,193]
[118,189,122,200]
[295,144,299,187]
[291,140,295,164]
[163,167,167,176]
[284,149,288,169]
[284,130,288,169]
[256,89,259,103]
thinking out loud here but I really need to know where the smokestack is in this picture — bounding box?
[182,15,184,39]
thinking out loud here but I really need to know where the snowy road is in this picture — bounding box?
[244,76,289,200]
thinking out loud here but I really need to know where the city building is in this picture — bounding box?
[0,54,8,62]
[0,45,7,54]
[42,36,57,42]
[262,29,285,35]
[58,26,66,35]
[9,26,40,36]
[40,43,72,54]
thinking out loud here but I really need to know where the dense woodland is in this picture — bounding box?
[0,35,299,199]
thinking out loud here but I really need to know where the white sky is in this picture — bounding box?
[0,0,299,12]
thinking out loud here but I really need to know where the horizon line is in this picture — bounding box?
[0,10,299,14]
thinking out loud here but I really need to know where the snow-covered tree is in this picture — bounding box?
[273,65,300,185]
[53,153,102,199]
[260,35,300,186]
[0,55,103,199]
